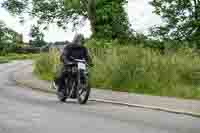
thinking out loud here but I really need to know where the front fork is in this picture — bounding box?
[64,70,88,98]
[79,70,89,85]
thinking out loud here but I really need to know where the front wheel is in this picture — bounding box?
[77,84,91,104]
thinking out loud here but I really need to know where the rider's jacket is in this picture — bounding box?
[60,44,91,65]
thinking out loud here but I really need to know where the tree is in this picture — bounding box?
[0,21,6,43]
[29,25,46,47]
[0,20,19,43]
[95,0,132,40]
[150,0,200,44]
[16,34,23,44]
[0,20,20,54]
[2,0,132,40]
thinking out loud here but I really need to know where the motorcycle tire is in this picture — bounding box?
[77,84,91,104]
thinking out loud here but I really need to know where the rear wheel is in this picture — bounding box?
[57,90,67,102]
[52,81,68,102]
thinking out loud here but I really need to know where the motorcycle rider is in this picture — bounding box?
[55,34,92,94]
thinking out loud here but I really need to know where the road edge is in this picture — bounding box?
[13,73,200,118]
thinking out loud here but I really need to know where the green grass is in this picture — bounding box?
[34,49,60,81]
[0,53,40,63]
[0,59,9,64]
[34,46,200,100]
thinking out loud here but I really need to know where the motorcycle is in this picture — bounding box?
[52,57,91,104]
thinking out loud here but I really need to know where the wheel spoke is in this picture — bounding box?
[79,88,85,96]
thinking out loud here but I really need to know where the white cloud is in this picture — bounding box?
[128,0,162,33]
[0,5,92,42]
[0,7,35,42]
[0,0,162,42]
[42,20,92,42]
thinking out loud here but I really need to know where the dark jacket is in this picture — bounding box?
[60,44,92,65]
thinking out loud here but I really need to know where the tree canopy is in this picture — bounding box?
[2,0,132,40]
[0,20,22,54]
[150,0,200,44]
[29,25,46,47]
[0,20,19,43]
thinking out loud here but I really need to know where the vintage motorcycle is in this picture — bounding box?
[52,57,91,104]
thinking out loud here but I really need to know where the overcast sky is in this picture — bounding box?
[0,0,162,42]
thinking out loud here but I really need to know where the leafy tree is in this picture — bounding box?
[150,0,200,44]
[29,25,46,47]
[0,21,6,43]
[95,0,132,40]
[0,20,21,54]
[2,0,132,40]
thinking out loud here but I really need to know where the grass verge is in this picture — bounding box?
[0,59,9,64]
[0,53,40,63]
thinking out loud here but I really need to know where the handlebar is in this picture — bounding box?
[70,56,86,63]
[69,56,94,67]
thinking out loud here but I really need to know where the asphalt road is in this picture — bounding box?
[0,61,200,133]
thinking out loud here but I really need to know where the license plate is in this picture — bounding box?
[78,62,86,70]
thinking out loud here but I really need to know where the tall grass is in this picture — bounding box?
[34,46,200,99]
[89,47,200,99]
[34,49,60,81]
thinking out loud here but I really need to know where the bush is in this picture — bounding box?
[86,38,114,48]
[0,42,18,55]
[15,47,40,54]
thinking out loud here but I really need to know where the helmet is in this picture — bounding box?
[72,34,85,45]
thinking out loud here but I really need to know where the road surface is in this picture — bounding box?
[0,61,200,133]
